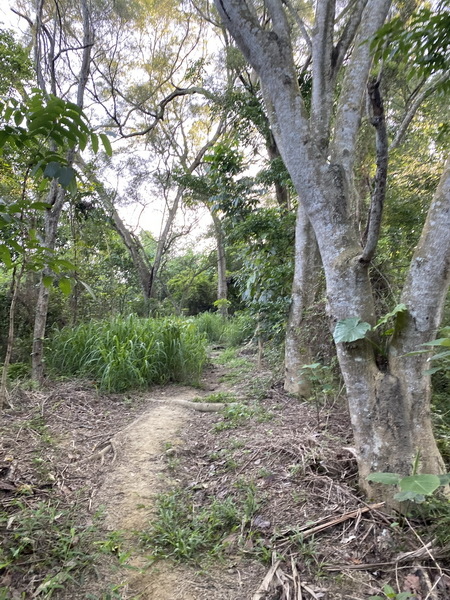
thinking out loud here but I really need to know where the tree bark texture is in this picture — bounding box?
[284,203,321,396]
[215,0,449,501]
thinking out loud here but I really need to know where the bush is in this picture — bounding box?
[47,315,207,392]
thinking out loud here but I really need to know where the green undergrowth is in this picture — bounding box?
[47,315,207,392]
[140,483,261,563]
[192,391,237,403]
[0,498,104,599]
[194,311,254,347]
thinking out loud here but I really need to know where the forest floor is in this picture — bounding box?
[1,346,450,599]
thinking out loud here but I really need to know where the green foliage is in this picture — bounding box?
[372,7,450,92]
[0,91,108,194]
[214,402,255,431]
[140,485,260,562]
[0,499,102,598]
[333,318,372,344]
[47,315,207,391]
[333,304,408,352]
[192,391,237,403]
[194,311,254,347]
[0,29,33,95]
[367,471,450,503]
[369,585,413,600]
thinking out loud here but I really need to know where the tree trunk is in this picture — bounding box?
[32,183,66,382]
[0,265,24,410]
[31,0,94,382]
[212,212,228,317]
[284,203,321,396]
[214,0,448,505]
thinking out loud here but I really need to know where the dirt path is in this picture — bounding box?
[93,387,208,599]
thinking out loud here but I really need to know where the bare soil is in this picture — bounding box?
[1,350,449,600]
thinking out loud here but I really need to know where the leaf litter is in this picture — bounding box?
[1,351,449,599]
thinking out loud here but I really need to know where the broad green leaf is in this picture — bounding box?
[0,244,13,268]
[56,166,76,188]
[333,318,371,343]
[44,161,62,179]
[99,133,112,156]
[373,303,407,330]
[429,350,450,360]
[399,474,440,496]
[58,278,72,295]
[424,366,443,375]
[367,472,401,485]
[423,338,450,347]
[43,275,53,288]
[394,490,425,503]
[90,132,99,153]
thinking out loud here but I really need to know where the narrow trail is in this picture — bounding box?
[92,385,222,599]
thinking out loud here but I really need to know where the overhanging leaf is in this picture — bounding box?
[43,161,62,180]
[394,490,425,503]
[56,166,76,188]
[99,133,112,156]
[58,277,72,296]
[333,318,371,344]
[399,474,440,496]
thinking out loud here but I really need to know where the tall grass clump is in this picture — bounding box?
[47,315,207,392]
[194,312,254,347]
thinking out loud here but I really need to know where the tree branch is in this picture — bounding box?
[333,0,369,73]
[360,79,388,263]
[332,0,391,171]
[390,72,450,152]
[281,0,312,52]
[310,0,335,152]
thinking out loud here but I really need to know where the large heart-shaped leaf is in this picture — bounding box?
[333,318,371,344]
[399,474,440,496]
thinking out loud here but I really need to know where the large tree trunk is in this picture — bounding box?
[214,0,448,504]
[284,204,321,395]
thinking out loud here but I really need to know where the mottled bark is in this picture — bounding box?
[284,204,320,395]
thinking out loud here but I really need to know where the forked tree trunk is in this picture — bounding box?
[214,0,448,504]
[284,204,321,396]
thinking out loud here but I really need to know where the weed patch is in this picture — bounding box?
[140,485,261,563]
[0,498,105,598]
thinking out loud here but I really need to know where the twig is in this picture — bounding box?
[252,553,281,600]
